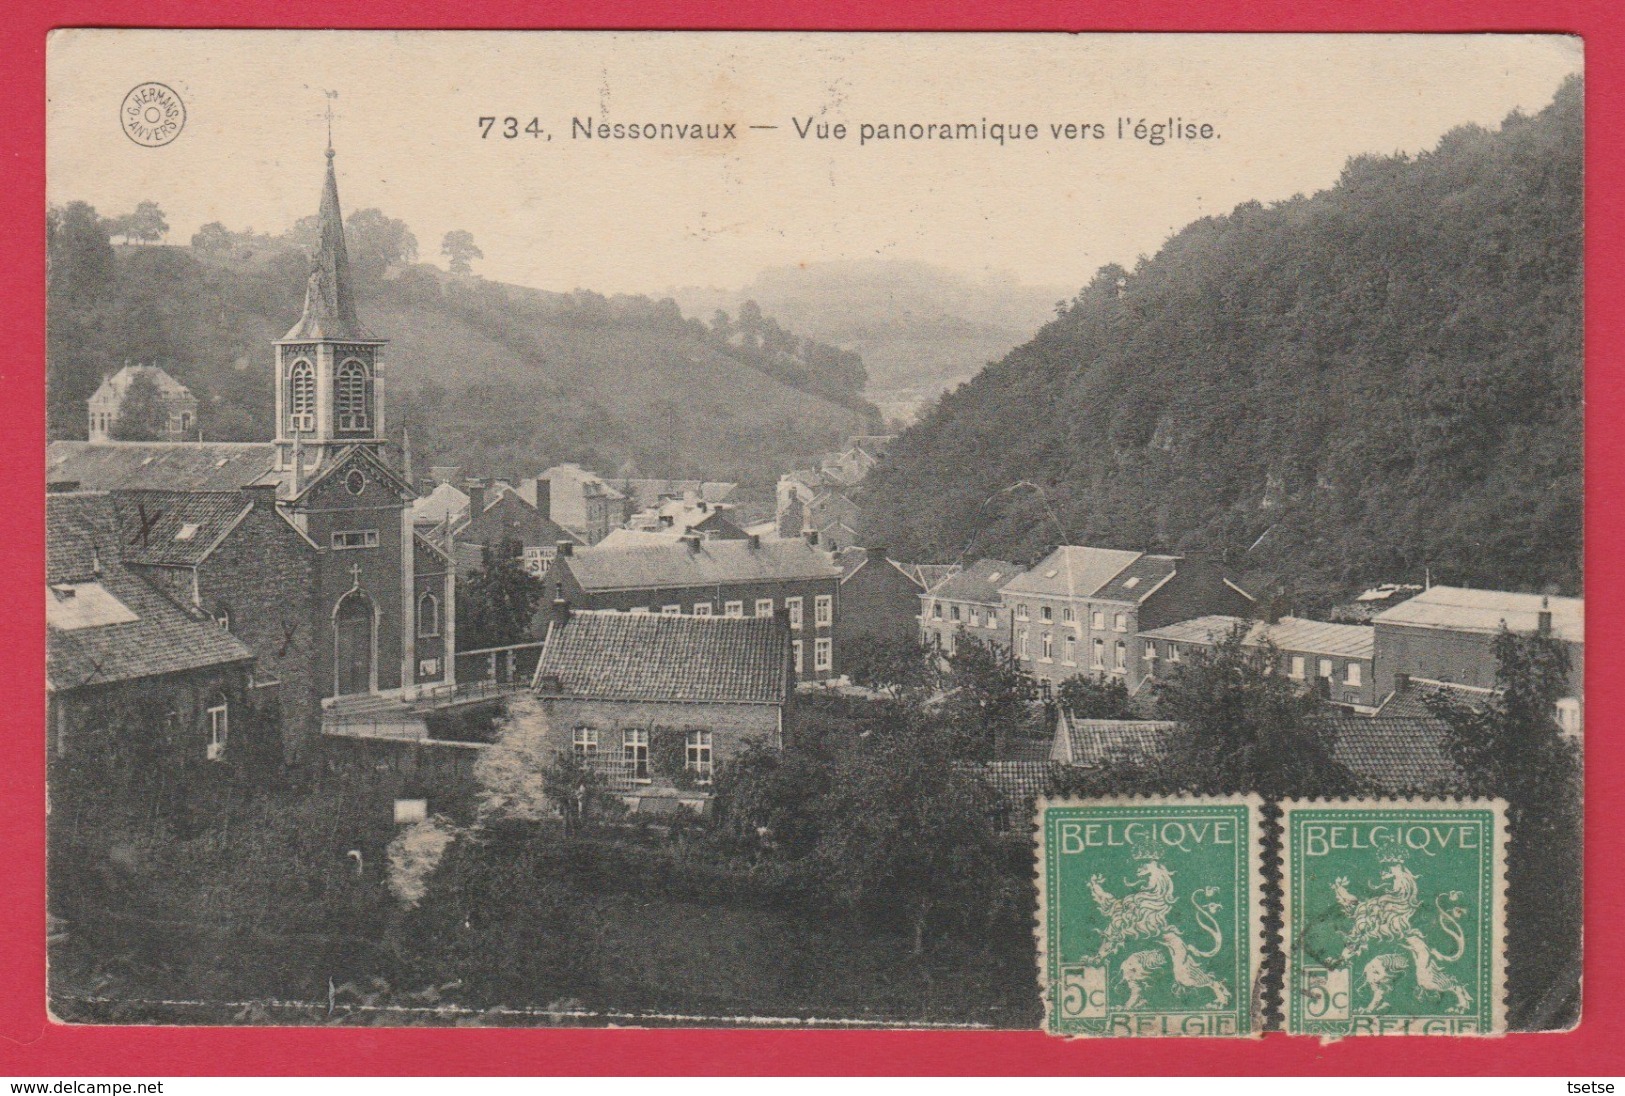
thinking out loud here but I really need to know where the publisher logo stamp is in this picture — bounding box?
[1283,800,1507,1036]
[1036,797,1262,1037]
[121,82,186,147]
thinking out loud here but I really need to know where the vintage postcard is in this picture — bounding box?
[44,31,1581,1031]
[1034,796,1264,1037]
[1282,800,1508,1037]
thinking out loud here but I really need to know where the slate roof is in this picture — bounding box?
[48,441,280,493]
[1140,614,1374,660]
[411,481,470,526]
[109,491,252,567]
[47,493,253,691]
[907,564,962,591]
[1055,717,1180,767]
[1001,546,1143,600]
[1373,585,1583,644]
[1092,555,1179,604]
[89,364,193,405]
[926,559,1024,605]
[1320,710,1463,793]
[561,537,840,592]
[535,611,790,705]
[280,149,376,342]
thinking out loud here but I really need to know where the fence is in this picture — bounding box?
[453,642,545,692]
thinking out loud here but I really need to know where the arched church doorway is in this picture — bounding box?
[334,588,376,696]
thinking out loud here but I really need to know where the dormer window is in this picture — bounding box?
[288,359,315,433]
[336,359,371,432]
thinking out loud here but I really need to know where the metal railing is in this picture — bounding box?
[453,641,546,692]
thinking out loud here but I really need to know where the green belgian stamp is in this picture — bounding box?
[1036,796,1263,1037]
[1283,799,1506,1036]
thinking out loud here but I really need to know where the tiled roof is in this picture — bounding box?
[47,441,280,493]
[1057,718,1180,767]
[562,537,840,592]
[109,491,252,567]
[1139,615,1374,661]
[1001,546,1143,600]
[1375,682,1492,719]
[47,493,253,691]
[998,736,1055,763]
[956,761,1058,818]
[1373,585,1583,644]
[536,611,790,705]
[1320,710,1463,793]
[926,559,1024,605]
[1092,555,1179,603]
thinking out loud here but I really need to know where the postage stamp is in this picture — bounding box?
[1282,799,1507,1036]
[1035,796,1263,1037]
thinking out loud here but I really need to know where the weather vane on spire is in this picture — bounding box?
[324,89,339,154]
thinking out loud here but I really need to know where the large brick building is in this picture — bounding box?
[999,546,1253,694]
[547,534,842,681]
[46,146,455,756]
[1371,585,1584,732]
[532,610,792,814]
[919,559,1024,656]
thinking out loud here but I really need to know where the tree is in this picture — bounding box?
[839,634,939,701]
[440,230,483,275]
[813,721,1012,956]
[1153,624,1347,798]
[941,634,1040,759]
[190,222,234,252]
[345,208,418,281]
[110,371,171,441]
[1054,673,1136,720]
[455,537,545,650]
[1433,629,1581,1029]
[121,201,169,245]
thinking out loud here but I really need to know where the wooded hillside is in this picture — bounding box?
[46,212,878,485]
[862,77,1582,610]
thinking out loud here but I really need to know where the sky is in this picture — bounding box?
[48,31,1582,297]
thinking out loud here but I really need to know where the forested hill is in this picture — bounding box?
[862,77,1582,609]
[46,214,878,486]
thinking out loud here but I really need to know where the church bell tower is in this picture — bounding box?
[274,145,388,474]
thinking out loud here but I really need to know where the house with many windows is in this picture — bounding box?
[87,363,200,442]
[999,546,1253,693]
[1137,614,1379,710]
[919,559,1024,656]
[545,533,843,681]
[532,609,792,814]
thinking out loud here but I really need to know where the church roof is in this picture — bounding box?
[47,441,280,493]
[281,148,376,342]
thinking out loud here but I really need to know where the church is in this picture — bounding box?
[47,147,457,759]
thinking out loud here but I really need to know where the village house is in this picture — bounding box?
[533,609,792,814]
[621,495,748,540]
[1050,714,1181,770]
[87,363,199,442]
[1371,585,1584,733]
[546,534,843,681]
[451,480,583,578]
[1000,547,1253,694]
[533,464,625,544]
[617,478,737,515]
[919,559,1024,656]
[1137,614,1379,710]
[833,547,948,659]
[47,491,257,767]
[46,146,458,756]
[775,435,894,552]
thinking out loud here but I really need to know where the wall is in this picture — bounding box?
[1373,622,1584,702]
[836,560,922,661]
[412,534,453,686]
[920,596,1008,656]
[49,661,259,771]
[298,455,408,697]
[537,695,781,790]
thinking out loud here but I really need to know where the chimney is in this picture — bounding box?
[1538,596,1553,637]
[1394,672,1411,694]
[534,477,551,517]
[556,540,574,558]
[660,514,675,527]
[465,479,486,517]
[748,533,762,550]
[551,598,571,625]
[680,533,702,553]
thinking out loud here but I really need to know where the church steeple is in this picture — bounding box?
[274,145,387,467]
[282,147,370,342]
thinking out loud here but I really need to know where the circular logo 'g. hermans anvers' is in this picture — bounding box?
[121,83,186,147]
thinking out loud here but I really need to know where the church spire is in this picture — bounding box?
[281,146,371,341]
